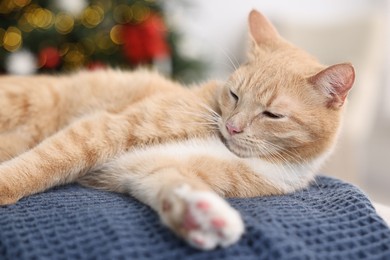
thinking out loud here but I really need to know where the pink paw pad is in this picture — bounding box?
[170,186,245,250]
[196,200,210,211]
[211,218,226,229]
[183,211,199,230]
[162,200,172,212]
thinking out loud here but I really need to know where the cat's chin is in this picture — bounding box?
[223,138,256,159]
[219,128,261,158]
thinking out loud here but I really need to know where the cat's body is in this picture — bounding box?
[0,10,354,250]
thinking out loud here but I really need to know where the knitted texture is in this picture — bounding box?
[0,176,389,260]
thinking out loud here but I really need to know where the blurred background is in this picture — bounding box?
[0,0,205,81]
[0,0,389,204]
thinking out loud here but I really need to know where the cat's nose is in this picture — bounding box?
[226,122,243,135]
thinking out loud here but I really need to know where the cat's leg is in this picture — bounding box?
[0,80,68,160]
[0,111,134,205]
[78,156,245,250]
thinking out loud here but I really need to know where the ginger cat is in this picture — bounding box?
[0,10,354,250]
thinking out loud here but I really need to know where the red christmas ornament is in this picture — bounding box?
[122,13,170,64]
[39,47,61,69]
[87,61,107,71]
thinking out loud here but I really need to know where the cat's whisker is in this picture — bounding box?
[186,121,219,125]
[185,24,241,73]
[268,154,310,200]
[171,109,220,125]
[238,139,285,192]
[260,147,294,188]
[240,121,322,202]
[226,48,241,73]
[238,137,312,193]
[267,155,291,193]
[263,142,322,196]
[214,61,240,75]
[246,137,304,165]
[192,107,220,120]
[265,144,304,166]
[186,122,220,129]
[218,46,240,72]
[225,75,249,92]
[198,103,221,119]
[244,141,286,185]
[265,145,321,193]
[268,150,310,190]
[241,137,280,158]
[254,143,292,194]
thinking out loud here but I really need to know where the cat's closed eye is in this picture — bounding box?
[262,111,285,119]
[229,90,239,101]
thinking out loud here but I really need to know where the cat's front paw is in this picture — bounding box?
[159,184,244,250]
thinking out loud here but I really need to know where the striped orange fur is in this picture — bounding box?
[0,10,354,250]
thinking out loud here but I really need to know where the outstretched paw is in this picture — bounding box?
[160,185,244,250]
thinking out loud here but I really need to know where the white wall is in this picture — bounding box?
[165,0,384,79]
[385,0,390,119]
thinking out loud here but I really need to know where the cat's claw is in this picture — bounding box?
[160,184,244,250]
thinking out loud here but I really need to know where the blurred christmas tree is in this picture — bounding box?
[0,0,204,82]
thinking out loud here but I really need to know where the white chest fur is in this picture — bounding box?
[117,136,324,194]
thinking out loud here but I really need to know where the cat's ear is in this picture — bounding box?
[248,10,280,46]
[309,63,355,108]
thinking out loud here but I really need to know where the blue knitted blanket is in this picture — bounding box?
[0,176,389,259]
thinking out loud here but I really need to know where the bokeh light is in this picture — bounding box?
[14,0,31,7]
[110,25,124,44]
[0,0,201,83]
[82,5,104,28]
[0,28,5,47]
[131,2,150,23]
[55,12,74,34]
[95,32,117,54]
[0,0,16,14]
[0,0,31,13]
[62,43,85,69]
[3,26,22,52]
[18,13,34,32]
[113,4,133,24]
[81,38,96,56]
[30,8,54,29]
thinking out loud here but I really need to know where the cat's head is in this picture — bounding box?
[218,10,355,164]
